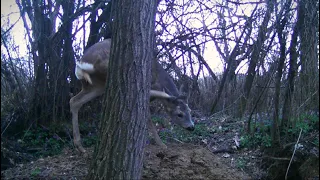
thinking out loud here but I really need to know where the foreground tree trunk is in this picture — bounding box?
[86,0,157,179]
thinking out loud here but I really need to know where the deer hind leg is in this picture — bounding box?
[69,85,105,153]
[147,118,167,149]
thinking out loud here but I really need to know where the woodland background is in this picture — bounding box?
[1,0,319,179]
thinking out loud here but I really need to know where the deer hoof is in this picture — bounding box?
[74,142,86,153]
[159,143,168,149]
[77,146,87,154]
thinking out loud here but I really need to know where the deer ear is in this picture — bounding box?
[150,90,177,100]
[166,96,178,105]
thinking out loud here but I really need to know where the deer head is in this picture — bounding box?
[151,62,195,131]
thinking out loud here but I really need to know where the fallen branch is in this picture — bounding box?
[168,137,184,144]
[261,156,290,161]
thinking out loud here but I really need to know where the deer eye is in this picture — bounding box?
[177,113,184,118]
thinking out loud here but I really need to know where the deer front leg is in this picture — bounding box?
[70,86,104,153]
[147,118,167,149]
[70,106,85,153]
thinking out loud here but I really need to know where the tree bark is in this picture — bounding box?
[299,0,319,111]
[86,0,157,179]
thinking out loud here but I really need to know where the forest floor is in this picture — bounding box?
[1,113,319,179]
[2,143,252,179]
[1,115,263,179]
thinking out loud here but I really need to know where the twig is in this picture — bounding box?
[285,128,302,180]
[296,90,318,113]
[282,134,316,149]
[54,133,66,143]
[169,137,184,144]
[22,120,36,141]
[1,113,14,136]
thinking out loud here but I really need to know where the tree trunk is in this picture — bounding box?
[272,0,291,146]
[32,5,53,125]
[237,0,274,118]
[86,0,157,179]
[58,0,75,121]
[299,0,319,112]
[17,0,75,125]
[281,3,301,130]
[209,9,253,114]
[86,2,112,50]
[272,21,286,146]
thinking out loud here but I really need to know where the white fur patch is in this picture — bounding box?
[75,65,83,80]
[76,62,95,73]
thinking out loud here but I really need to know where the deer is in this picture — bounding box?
[70,39,195,153]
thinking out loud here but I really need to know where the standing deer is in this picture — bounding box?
[70,39,194,153]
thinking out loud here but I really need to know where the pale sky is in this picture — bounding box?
[1,0,29,58]
[1,0,232,75]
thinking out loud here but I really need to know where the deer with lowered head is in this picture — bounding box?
[70,39,195,153]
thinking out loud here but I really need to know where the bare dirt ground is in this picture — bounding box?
[2,143,251,179]
[143,143,251,180]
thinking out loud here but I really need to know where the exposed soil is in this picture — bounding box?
[1,143,251,179]
[143,143,251,180]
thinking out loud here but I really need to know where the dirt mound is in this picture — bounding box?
[2,143,251,179]
[143,143,250,179]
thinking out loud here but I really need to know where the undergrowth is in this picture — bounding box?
[152,115,215,144]
[14,122,98,158]
[19,127,67,157]
[240,112,319,149]
[7,111,318,159]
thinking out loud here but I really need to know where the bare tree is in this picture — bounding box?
[281,0,303,130]
[15,0,112,125]
[271,0,292,146]
[237,0,275,118]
